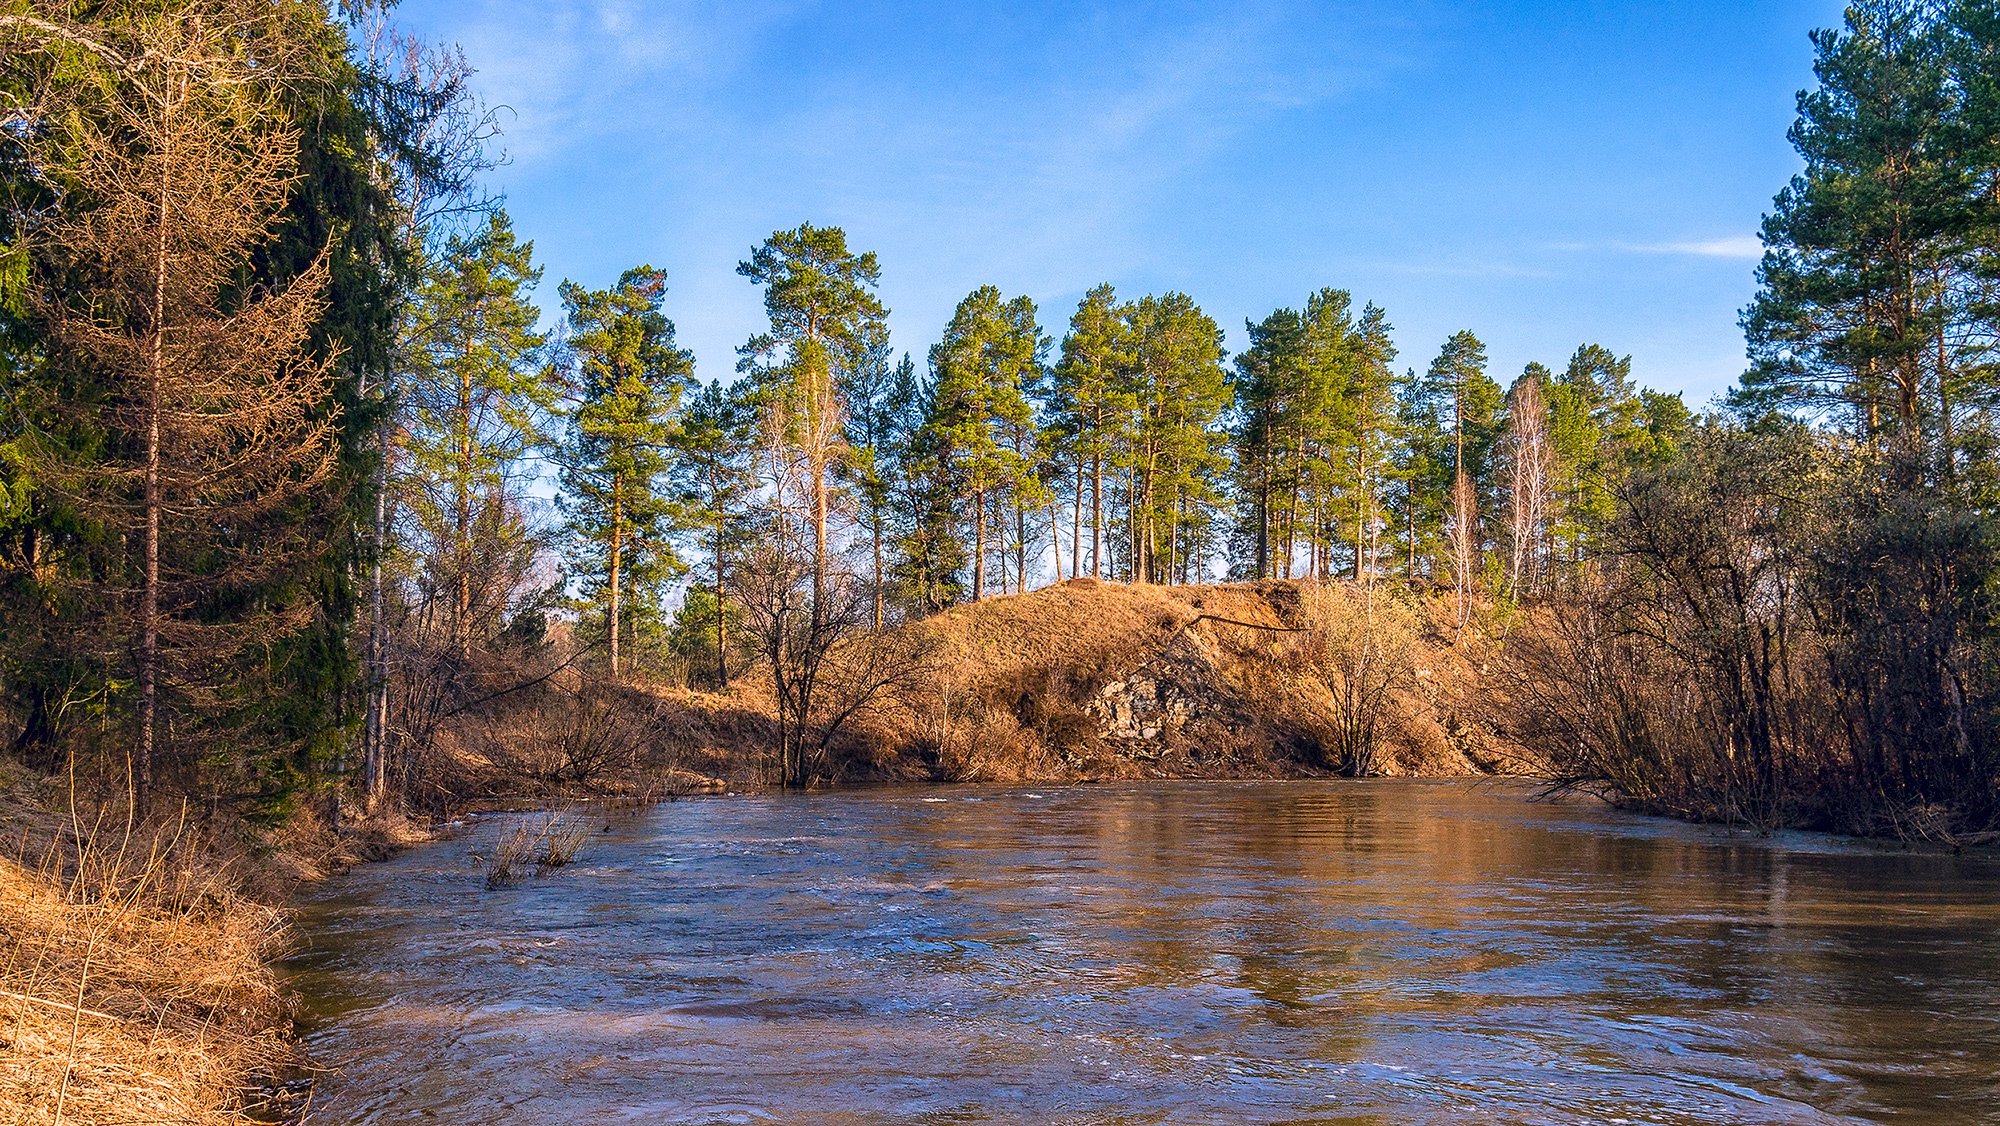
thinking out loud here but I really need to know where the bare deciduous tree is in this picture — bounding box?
[736,531,938,787]
[1297,583,1419,777]
[1504,371,1553,597]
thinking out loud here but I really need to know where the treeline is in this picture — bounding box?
[1502,0,2000,836]
[3,1,1999,835]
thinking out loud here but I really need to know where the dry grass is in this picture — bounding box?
[535,814,591,870]
[483,809,593,887]
[837,577,1497,781]
[0,794,292,1126]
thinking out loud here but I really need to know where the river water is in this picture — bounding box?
[286,781,2000,1125]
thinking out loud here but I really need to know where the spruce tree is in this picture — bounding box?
[8,3,342,814]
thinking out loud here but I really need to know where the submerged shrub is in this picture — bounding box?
[483,808,592,887]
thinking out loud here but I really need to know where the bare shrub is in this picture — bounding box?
[483,809,593,886]
[1293,584,1421,776]
[503,686,663,796]
[737,540,943,786]
[483,819,536,887]
[535,814,592,870]
[1479,426,1970,834]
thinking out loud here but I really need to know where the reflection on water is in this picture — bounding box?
[287,780,2000,1125]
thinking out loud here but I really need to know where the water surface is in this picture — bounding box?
[288,781,2000,1124]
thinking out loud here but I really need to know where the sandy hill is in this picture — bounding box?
[842,577,1498,783]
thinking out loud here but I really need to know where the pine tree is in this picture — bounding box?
[1741,1,1956,458]
[928,285,1043,600]
[1547,343,1643,564]
[1124,293,1230,583]
[885,357,966,615]
[737,224,887,622]
[553,267,692,677]
[840,341,900,627]
[1052,284,1133,579]
[1229,309,1293,579]
[1232,307,1308,578]
[1388,364,1442,582]
[670,379,756,686]
[1418,332,1500,623]
[1340,304,1400,581]
[400,211,548,655]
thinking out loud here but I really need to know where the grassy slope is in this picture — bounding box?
[0,764,345,1126]
[839,577,1499,782]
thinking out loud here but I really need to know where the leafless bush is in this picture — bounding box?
[483,819,535,886]
[482,808,592,886]
[737,540,943,786]
[1479,426,1986,836]
[503,685,663,796]
[1292,584,1421,776]
[535,813,592,870]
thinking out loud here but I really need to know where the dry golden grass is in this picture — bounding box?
[0,792,292,1126]
[484,808,594,886]
[839,577,1496,781]
[920,577,1302,693]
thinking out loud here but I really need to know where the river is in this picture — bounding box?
[285,780,2000,1124]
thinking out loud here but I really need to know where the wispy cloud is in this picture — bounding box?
[1633,236,1764,259]
[394,0,1435,368]
[1546,236,1763,260]
[1377,259,1556,280]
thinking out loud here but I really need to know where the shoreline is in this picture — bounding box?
[11,764,1991,1126]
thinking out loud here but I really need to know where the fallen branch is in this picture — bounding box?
[0,988,124,1026]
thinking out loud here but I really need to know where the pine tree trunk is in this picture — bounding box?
[715,511,729,690]
[872,503,884,631]
[1091,452,1103,579]
[1071,460,1083,580]
[609,484,622,677]
[1255,457,1269,581]
[973,487,986,600]
[812,466,828,627]
[364,417,389,811]
[1354,452,1369,583]
[1015,496,1026,593]
[1407,497,1417,580]
[454,358,473,655]
[1048,492,1064,584]
[139,148,167,822]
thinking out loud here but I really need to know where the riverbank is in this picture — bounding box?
[0,762,440,1126]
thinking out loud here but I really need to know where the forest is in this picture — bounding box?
[2,0,1999,846]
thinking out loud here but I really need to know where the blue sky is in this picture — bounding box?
[390,0,1847,407]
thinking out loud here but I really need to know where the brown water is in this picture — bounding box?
[286,781,2000,1125]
